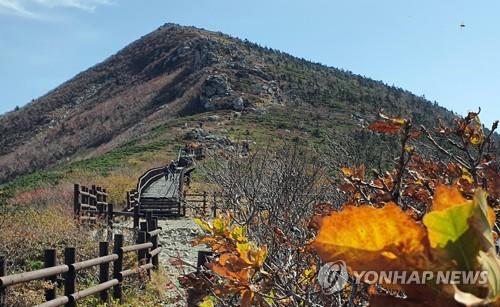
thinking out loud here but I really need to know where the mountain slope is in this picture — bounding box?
[0,24,454,184]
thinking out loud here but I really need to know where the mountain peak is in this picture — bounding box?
[0,25,452,183]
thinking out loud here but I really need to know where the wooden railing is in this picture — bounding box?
[136,167,167,199]
[74,184,150,230]
[73,184,110,225]
[0,218,162,307]
[183,191,221,218]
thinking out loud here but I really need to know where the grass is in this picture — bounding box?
[0,106,350,305]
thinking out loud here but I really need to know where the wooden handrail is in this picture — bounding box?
[148,228,162,237]
[120,264,154,279]
[0,265,69,287]
[35,296,69,307]
[69,279,119,301]
[71,254,118,272]
[0,224,162,306]
[121,242,153,253]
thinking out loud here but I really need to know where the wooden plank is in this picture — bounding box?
[119,264,154,279]
[71,255,118,272]
[35,296,69,307]
[0,265,69,287]
[70,279,119,302]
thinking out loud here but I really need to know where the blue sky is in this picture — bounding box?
[0,0,498,126]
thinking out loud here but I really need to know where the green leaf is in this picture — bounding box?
[469,191,496,251]
[423,202,474,249]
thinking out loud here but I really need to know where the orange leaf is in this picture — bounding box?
[368,120,403,134]
[312,203,429,271]
[208,261,250,284]
[341,167,353,177]
[241,289,255,307]
[431,184,469,211]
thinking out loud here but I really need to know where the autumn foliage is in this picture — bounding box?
[185,111,499,306]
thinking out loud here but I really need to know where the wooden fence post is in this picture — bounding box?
[99,242,109,303]
[73,184,80,218]
[138,223,147,266]
[182,190,187,216]
[137,231,147,263]
[100,188,109,219]
[93,185,100,216]
[133,205,139,229]
[197,251,214,271]
[0,255,5,307]
[126,192,130,210]
[113,234,123,302]
[107,204,114,229]
[203,191,207,216]
[44,249,57,302]
[81,186,88,218]
[146,220,153,276]
[177,199,181,216]
[64,247,76,307]
[102,188,107,206]
[151,219,159,270]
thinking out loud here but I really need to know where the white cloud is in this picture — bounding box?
[0,0,39,18]
[0,0,112,18]
[34,0,113,12]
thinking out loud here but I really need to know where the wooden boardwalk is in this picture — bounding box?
[140,169,181,199]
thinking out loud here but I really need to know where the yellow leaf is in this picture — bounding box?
[404,145,414,153]
[469,134,483,145]
[341,167,353,177]
[194,218,212,233]
[230,226,247,243]
[199,295,216,307]
[213,218,226,234]
[431,184,469,211]
[237,243,268,267]
[461,168,474,184]
[300,264,317,284]
[312,203,428,271]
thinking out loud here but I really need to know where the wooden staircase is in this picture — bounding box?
[139,197,183,218]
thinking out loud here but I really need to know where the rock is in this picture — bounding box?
[184,128,209,140]
[202,74,231,98]
[208,115,220,121]
[232,97,245,111]
[200,75,249,111]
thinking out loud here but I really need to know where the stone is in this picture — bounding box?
[208,115,220,121]
[233,97,245,111]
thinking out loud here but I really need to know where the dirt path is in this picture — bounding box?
[157,218,205,306]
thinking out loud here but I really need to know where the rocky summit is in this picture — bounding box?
[0,24,454,183]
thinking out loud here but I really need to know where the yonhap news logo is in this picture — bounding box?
[317,260,349,294]
[317,260,489,294]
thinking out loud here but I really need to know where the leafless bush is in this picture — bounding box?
[199,144,350,305]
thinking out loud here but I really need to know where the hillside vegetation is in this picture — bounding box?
[0,24,454,189]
